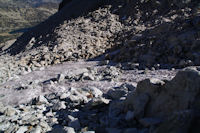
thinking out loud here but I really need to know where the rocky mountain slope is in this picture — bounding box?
[0,0,200,133]
[3,0,200,69]
[0,0,61,43]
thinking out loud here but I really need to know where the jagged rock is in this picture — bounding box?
[68,87,89,104]
[0,122,10,131]
[31,126,42,133]
[120,83,136,91]
[4,106,17,116]
[57,74,65,82]
[80,72,95,81]
[39,121,51,131]
[67,115,81,130]
[34,95,49,105]
[87,87,103,98]
[16,126,28,133]
[0,102,5,114]
[99,60,110,66]
[50,126,76,133]
[64,127,76,133]
[125,67,200,132]
[52,101,66,111]
[107,86,128,100]
[60,92,70,100]
[86,97,110,109]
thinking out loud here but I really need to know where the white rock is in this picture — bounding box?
[83,131,95,133]
[52,101,66,111]
[4,106,17,116]
[57,74,65,82]
[88,87,103,97]
[67,115,81,130]
[81,72,95,81]
[36,95,49,105]
[0,122,10,131]
[60,92,70,100]
[63,127,76,133]
[16,126,28,133]
[31,126,42,133]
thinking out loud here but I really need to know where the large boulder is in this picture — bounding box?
[125,67,200,132]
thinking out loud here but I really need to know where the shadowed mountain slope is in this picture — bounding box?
[3,0,200,69]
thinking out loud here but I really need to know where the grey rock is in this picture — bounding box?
[30,126,42,133]
[4,106,17,116]
[64,127,76,133]
[86,97,110,109]
[99,60,110,66]
[67,115,81,130]
[60,92,70,100]
[16,126,28,133]
[123,68,200,132]
[120,83,136,91]
[39,121,51,131]
[52,101,66,111]
[82,131,95,133]
[0,122,10,131]
[4,124,19,133]
[81,72,95,81]
[107,88,127,100]
[46,110,54,117]
[57,74,65,82]
[69,94,88,105]
[50,126,75,133]
[0,102,5,113]
[35,95,49,105]
[88,87,103,98]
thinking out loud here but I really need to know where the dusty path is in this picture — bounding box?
[0,61,177,106]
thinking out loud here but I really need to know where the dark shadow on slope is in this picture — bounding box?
[46,101,111,133]
[89,0,200,69]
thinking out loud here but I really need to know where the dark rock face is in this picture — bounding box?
[125,67,200,133]
[58,0,72,11]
